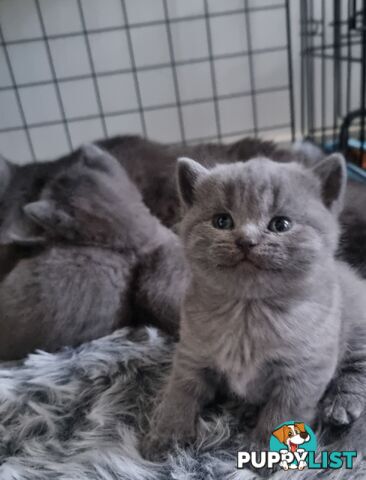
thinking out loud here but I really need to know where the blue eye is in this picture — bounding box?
[213,213,234,230]
[268,216,292,233]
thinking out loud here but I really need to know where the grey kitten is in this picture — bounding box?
[4,135,366,278]
[0,136,269,282]
[142,154,366,459]
[0,144,180,360]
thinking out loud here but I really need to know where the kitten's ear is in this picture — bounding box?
[312,153,347,214]
[80,143,121,175]
[177,157,209,207]
[23,200,75,231]
[0,155,12,199]
[81,143,105,158]
[0,219,46,246]
[2,231,46,246]
[81,143,108,167]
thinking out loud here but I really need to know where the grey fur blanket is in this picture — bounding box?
[0,327,364,480]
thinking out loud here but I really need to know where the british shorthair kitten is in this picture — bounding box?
[142,154,366,459]
[3,136,366,280]
[0,145,181,359]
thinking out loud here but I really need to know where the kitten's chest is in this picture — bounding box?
[209,301,281,399]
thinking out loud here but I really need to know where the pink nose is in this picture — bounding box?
[235,238,257,251]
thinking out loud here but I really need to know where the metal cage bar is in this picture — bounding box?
[301,0,366,167]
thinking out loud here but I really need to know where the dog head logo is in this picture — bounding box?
[269,421,316,471]
[272,423,310,453]
[238,421,356,471]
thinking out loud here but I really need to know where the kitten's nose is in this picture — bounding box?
[235,237,257,252]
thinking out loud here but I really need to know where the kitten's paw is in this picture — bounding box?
[323,393,364,426]
[140,432,172,462]
[249,425,270,452]
[140,424,196,461]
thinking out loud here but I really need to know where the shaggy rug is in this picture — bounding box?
[0,327,364,480]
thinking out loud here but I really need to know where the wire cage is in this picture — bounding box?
[0,0,295,164]
[301,0,366,169]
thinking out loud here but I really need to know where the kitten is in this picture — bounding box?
[141,154,366,460]
[0,136,247,280]
[131,232,187,339]
[0,144,180,360]
[0,151,78,281]
[2,136,366,279]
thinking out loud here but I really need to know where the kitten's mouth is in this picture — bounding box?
[239,255,262,270]
[213,253,270,271]
[240,253,284,272]
[214,255,261,270]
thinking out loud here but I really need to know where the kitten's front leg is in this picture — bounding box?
[251,372,323,449]
[141,346,217,461]
[323,335,366,426]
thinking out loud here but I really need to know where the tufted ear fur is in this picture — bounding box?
[177,157,209,208]
[312,153,347,214]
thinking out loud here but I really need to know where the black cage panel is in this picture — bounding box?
[301,0,366,167]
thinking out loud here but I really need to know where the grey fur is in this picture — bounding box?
[1,326,365,480]
[294,141,366,275]
[142,155,366,460]
[0,145,181,360]
[0,136,268,282]
[2,137,366,357]
[3,135,366,278]
[131,232,187,339]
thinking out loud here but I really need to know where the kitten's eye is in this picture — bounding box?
[212,213,234,230]
[268,216,292,233]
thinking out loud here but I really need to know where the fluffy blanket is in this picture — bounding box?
[0,327,364,480]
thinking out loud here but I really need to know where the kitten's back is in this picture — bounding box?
[0,245,134,360]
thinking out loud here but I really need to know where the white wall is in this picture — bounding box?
[0,0,296,164]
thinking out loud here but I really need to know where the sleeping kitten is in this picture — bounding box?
[141,154,366,459]
[0,144,181,360]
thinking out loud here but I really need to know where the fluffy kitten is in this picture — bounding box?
[142,154,366,459]
[2,136,366,279]
[0,136,258,281]
[0,145,181,359]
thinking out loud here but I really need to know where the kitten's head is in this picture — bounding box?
[12,144,150,249]
[177,154,346,292]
